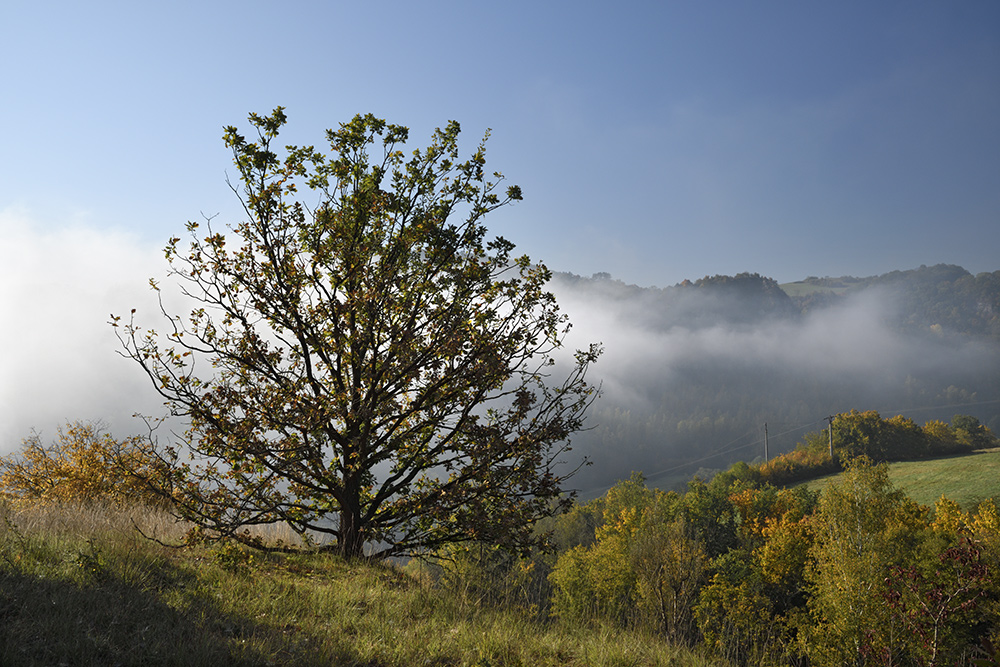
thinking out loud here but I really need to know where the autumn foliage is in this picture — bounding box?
[757,411,998,487]
[111,108,599,559]
[0,421,161,507]
[536,457,1000,666]
[2,408,1000,664]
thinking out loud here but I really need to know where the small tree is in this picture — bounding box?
[112,108,599,559]
[884,539,990,667]
[0,421,158,507]
[803,457,921,665]
[632,512,705,644]
[952,415,998,451]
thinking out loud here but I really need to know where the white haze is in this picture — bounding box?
[0,210,169,453]
[2,215,995,475]
[552,275,992,402]
[540,273,1000,491]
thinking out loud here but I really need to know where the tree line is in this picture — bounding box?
[757,410,997,487]
[540,457,1000,665]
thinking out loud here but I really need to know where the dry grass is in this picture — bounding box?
[0,501,715,666]
[3,498,186,541]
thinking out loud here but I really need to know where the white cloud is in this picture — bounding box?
[552,277,992,411]
[0,209,169,452]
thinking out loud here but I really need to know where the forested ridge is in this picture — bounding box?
[786,264,1000,340]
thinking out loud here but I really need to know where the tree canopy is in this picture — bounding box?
[112,108,600,559]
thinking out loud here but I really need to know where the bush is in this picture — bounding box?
[953,414,999,450]
[0,421,161,507]
[757,446,838,487]
[549,475,705,644]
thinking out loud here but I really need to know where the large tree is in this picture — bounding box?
[113,108,600,559]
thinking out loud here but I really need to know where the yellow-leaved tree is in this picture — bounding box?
[549,473,705,643]
[0,421,160,507]
[802,457,926,665]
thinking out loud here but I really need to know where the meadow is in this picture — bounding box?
[0,501,710,667]
[4,418,1000,666]
[802,448,1000,508]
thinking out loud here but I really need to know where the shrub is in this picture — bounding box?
[0,421,161,507]
[953,414,999,451]
[757,446,838,487]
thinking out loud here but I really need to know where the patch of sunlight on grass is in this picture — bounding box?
[803,450,1000,510]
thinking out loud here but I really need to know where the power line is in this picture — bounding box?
[575,428,761,497]
[642,428,760,481]
[876,397,1000,417]
[575,399,1000,498]
[625,415,841,488]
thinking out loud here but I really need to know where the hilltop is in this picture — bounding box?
[780,264,1000,340]
[0,502,703,666]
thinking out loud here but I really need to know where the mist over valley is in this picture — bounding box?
[1,220,997,499]
[550,265,1000,493]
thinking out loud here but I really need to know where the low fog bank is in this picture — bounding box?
[0,212,168,453]
[549,272,1000,494]
[3,213,997,500]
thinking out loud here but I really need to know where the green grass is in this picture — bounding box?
[0,502,713,667]
[801,449,1000,509]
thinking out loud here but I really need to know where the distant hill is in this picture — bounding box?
[781,264,1000,341]
[554,270,799,330]
[549,264,1000,493]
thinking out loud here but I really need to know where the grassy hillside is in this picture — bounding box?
[801,448,1000,508]
[0,502,709,667]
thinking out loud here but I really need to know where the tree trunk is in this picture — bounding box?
[339,507,365,559]
[338,478,365,559]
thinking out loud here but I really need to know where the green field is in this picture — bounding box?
[802,448,1000,509]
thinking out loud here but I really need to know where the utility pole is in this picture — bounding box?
[764,422,769,463]
[825,415,835,458]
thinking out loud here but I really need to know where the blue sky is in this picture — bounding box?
[4,1,998,285]
[1,1,998,447]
